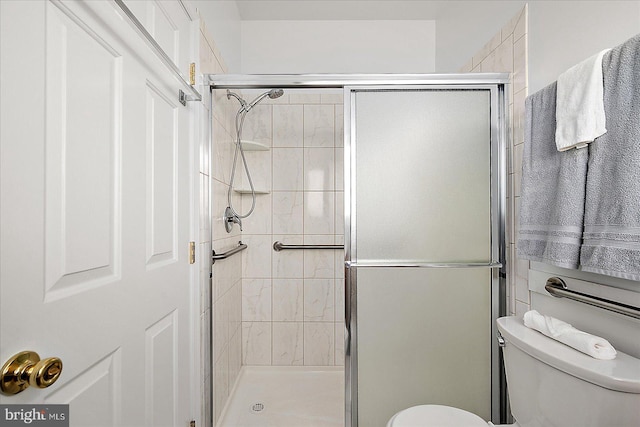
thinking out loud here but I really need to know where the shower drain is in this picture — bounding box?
[250,402,265,414]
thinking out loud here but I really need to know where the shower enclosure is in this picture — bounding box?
[207,74,508,427]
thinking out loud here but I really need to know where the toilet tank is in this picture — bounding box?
[496,316,640,427]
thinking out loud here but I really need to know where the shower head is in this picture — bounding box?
[267,89,284,99]
[246,89,285,111]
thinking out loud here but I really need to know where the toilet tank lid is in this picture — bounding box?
[497,316,640,394]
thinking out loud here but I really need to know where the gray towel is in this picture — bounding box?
[580,34,640,281]
[517,82,589,268]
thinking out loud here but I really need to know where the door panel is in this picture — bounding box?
[45,2,122,300]
[357,268,491,426]
[354,90,491,263]
[0,1,194,426]
[348,88,498,427]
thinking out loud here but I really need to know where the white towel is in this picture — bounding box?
[523,310,617,360]
[555,48,611,151]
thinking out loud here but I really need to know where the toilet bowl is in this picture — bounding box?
[387,316,640,427]
[386,405,489,427]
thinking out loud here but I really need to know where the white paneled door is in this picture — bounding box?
[1,1,196,426]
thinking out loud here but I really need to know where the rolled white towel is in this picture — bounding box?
[523,310,617,360]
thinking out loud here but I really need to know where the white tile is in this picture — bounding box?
[513,35,528,94]
[335,148,344,192]
[289,93,321,104]
[334,323,345,366]
[513,143,524,178]
[514,5,528,41]
[272,279,304,321]
[272,148,303,191]
[304,192,335,234]
[243,105,272,146]
[513,89,526,145]
[272,322,304,366]
[272,192,304,235]
[241,234,272,278]
[320,93,343,104]
[304,105,335,147]
[244,150,272,193]
[304,279,335,322]
[214,347,229,424]
[335,192,344,237]
[334,106,344,148]
[303,235,335,279]
[304,323,335,366]
[241,192,271,234]
[213,299,228,362]
[242,322,272,365]
[515,299,530,319]
[334,279,345,323]
[242,278,272,321]
[304,147,335,191]
[228,328,242,390]
[272,234,304,278]
[273,105,303,147]
[515,256,530,291]
[229,281,242,336]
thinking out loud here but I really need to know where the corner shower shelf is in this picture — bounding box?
[233,188,270,195]
[240,140,270,151]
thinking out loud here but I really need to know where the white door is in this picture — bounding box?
[1,1,196,426]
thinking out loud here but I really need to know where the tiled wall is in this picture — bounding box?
[199,19,244,426]
[459,5,530,317]
[238,92,346,367]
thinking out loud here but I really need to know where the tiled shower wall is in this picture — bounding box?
[459,5,529,317]
[199,19,244,426]
[238,92,346,367]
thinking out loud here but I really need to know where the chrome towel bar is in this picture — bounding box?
[273,241,344,251]
[545,277,640,320]
[212,241,247,264]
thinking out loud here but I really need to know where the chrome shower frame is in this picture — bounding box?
[205,73,509,426]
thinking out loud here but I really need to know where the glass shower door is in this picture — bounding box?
[345,87,505,427]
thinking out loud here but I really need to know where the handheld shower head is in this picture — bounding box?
[246,89,285,111]
[267,89,284,99]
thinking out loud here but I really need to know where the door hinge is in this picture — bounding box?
[189,421,196,427]
[189,241,196,264]
[189,62,196,85]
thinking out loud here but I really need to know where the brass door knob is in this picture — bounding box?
[1,351,63,395]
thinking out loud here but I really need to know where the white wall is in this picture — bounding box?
[240,20,436,74]
[192,0,242,72]
[435,0,526,73]
[527,0,640,93]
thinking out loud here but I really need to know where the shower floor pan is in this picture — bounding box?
[218,366,345,427]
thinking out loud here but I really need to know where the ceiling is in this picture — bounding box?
[233,0,446,20]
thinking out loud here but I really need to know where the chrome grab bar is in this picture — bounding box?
[212,241,247,264]
[346,261,502,269]
[273,241,344,252]
[112,0,202,104]
[545,277,640,320]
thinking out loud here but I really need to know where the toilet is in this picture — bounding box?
[387,316,640,427]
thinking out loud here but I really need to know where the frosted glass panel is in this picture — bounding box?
[354,90,491,262]
[357,268,491,426]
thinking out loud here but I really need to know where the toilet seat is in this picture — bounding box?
[387,404,488,427]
